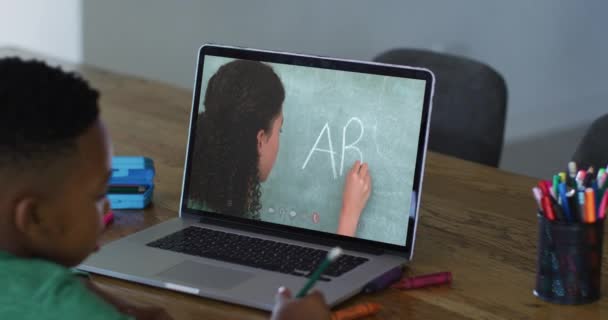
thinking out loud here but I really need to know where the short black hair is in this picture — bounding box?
[0,57,99,169]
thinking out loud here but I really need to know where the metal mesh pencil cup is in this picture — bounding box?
[534,214,604,304]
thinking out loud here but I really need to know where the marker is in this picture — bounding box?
[599,191,608,220]
[541,196,556,221]
[599,172,607,189]
[568,161,577,179]
[576,170,586,190]
[532,187,543,211]
[592,181,602,208]
[583,167,594,188]
[544,180,555,198]
[362,265,403,293]
[566,188,576,197]
[330,302,382,320]
[566,188,579,222]
[558,172,567,183]
[549,196,565,221]
[296,247,342,298]
[577,191,587,222]
[549,186,557,200]
[391,271,452,290]
[558,183,572,222]
[585,188,596,223]
[538,181,550,198]
[597,168,605,183]
[566,162,577,188]
[552,175,561,201]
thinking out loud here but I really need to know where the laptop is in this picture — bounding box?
[79,44,434,310]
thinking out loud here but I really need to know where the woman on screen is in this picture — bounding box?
[189,59,371,237]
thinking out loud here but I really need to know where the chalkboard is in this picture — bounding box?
[198,56,426,246]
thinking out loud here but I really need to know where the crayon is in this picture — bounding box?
[391,271,452,290]
[103,211,114,226]
[330,302,382,320]
[362,265,404,293]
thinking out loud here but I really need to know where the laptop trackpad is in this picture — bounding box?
[156,260,253,290]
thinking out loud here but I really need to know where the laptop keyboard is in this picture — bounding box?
[146,226,369,281]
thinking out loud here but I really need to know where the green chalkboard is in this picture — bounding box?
[198,56,426,246]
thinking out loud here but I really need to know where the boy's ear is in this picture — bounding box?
[13,196,46,238]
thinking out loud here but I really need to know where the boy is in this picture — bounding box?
[0,57,330,320]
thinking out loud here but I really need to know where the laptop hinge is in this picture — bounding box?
[199,217,385,255]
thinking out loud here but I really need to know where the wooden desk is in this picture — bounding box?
[3,48,606,319]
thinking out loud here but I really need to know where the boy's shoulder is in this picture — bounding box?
[0,251,131,320]
[0,250,71,285]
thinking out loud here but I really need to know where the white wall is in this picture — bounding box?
[2,0,606,178]
[0,0,82,62]
[80,0,608,178]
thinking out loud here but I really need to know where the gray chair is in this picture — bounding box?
[572,113,608,169]
[374,49,508,167]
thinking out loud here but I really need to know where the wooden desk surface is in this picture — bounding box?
[3,48,606,319]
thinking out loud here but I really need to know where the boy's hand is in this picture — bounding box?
[271,287,330,320]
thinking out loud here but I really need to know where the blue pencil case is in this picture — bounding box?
[108,156,155,209]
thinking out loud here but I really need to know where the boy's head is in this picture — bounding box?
[0,57,112,267]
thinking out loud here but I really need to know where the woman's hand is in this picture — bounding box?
[337,160,372,236]
[271,287,330,320]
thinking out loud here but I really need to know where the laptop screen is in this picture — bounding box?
[182,45,433,252]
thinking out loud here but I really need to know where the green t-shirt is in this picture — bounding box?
[0,251,132,320]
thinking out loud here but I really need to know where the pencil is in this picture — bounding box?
[296,247,342,298]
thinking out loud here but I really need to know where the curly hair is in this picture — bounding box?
[0,57,99,170]
[189,60,285,219]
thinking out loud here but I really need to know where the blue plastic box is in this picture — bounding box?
[108,156,155,209]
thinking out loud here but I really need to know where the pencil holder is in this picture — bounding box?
[534,214,604,304]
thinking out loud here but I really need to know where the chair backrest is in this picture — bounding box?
[572,113,608,169]
[374,49,508,167]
